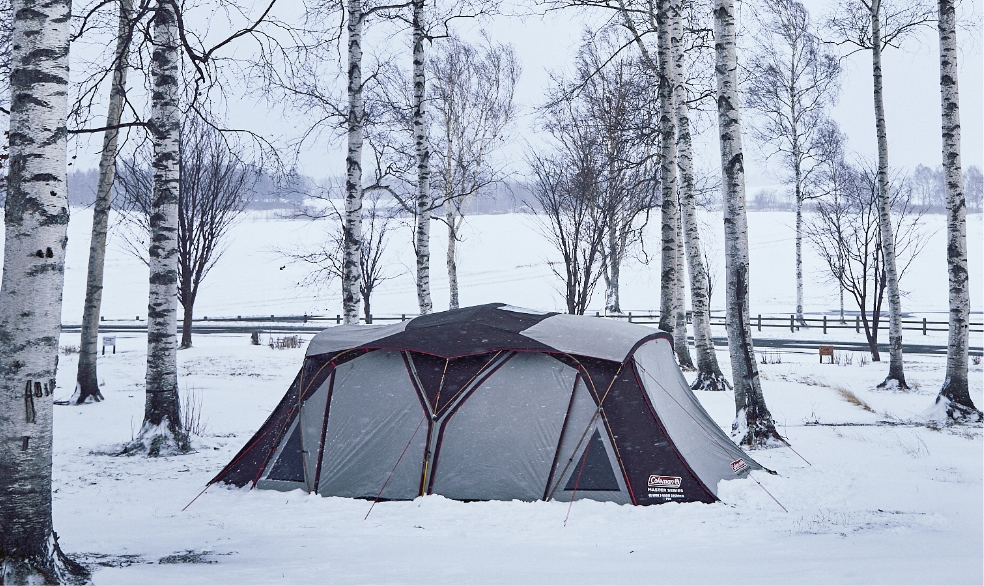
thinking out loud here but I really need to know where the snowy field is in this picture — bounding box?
[35,209,984,583]
[53,208,984,321]
[52,333,983,584]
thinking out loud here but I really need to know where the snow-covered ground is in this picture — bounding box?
[52,331,983,584]
[32,208,984,583]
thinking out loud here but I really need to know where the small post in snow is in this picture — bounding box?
[823,315,827,335]
[923,317,927,335]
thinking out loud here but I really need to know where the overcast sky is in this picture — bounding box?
[67,0,983,195]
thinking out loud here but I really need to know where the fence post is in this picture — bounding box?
[923,317,927,335]
[823,315,827,335]
[401,314,406,322]
[336,314,341,325]
[367,314,373,324]
[790,315,794,333]
[757,314,761,332]
[855,315,860,333]
[628,312,632,323]
[596,311,600,317]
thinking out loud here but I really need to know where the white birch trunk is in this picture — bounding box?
[870,2,907,388]
[0,0,89,578]
[446,205,459,310]
[343,0,364,325]
[668,0,694,370]
[672,6,725,387]
[933,0,981,421]
[75,0,133,405]
[795,157,805,325]
[714,0,781,447]
[673,196,696,369]
[134,0,188,456]
[413,0,433,315]
[656,0,678,334]
[605,224,621,314]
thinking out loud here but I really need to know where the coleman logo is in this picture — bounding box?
[731,458,747,473]
[648,475,681,488]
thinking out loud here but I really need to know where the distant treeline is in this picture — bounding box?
[61,164,984,215]
[66,169,532,214]
[749,164,984,213]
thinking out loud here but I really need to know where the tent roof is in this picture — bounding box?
[306,303,663,361]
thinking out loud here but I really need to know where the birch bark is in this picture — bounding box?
[656,0,678,334]
[0,0,89,577]
[134,0,188,455]
[446,205,460,310]
[604,225,621,313]
[714,0,781,447]
[933,0,981,421]
[673,198,695,369]
[75,0,133,405]
[795,152,804,325]
[413,0,434,315]
[869,1,907,389]
[667,0,693,369]
[343,0,364,324]
[672,4,725,386]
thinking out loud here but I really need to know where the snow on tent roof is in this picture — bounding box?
[304,303,660,361]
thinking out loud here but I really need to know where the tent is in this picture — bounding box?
[212,303,761,505]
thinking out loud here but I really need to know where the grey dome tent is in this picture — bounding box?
[212,304,761,505]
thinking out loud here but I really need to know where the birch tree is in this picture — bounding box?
[714,0,781,447]
[74,0,133,405]
[614,0,726,384]
[122,0,190,455]
[410,0,434,314]
[656,0,678,335]
[931,0,982,422]
[255,0,407,323]
[342,0,368,324]
[429,35,519,310]
[671,1,728,389]
[746,0,841,327]
[0,0,90,576]
[826,0,934,389]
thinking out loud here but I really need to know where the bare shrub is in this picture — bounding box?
[181,385,208,438]
[759,350,783,364]
[834,385,875,412]
[972,355,981,366]
[859,353,870,367]
[269,335,303,350]
[61,344,80,355]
